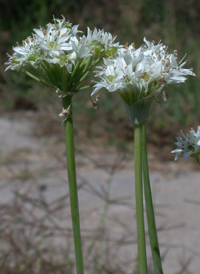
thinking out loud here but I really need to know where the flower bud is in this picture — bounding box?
[59,53,68,65]
[28,53,40,62]
[104,47,117,58]
[90,41,105,56]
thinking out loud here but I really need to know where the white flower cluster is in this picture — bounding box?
[92,38,195,105]
[171,127,200,163]
[5,16,120,93]
[5,16,78,71]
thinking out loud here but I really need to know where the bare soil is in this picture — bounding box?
[0,111,200,273]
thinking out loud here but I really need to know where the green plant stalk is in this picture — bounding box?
[194,155,200,165]
[142,123,163,274]
[134,124,148,274]
[63,95,84,274]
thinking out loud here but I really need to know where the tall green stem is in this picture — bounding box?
[63,95,84,274]
[142,123,163,274]
[134,124,148,274]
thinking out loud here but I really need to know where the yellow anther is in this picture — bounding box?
[166,61,170,67]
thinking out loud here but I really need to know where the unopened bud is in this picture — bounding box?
[104,47,117,58]
[90,41,105,55]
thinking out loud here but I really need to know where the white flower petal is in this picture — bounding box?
[172,126,200,164]
[92,37,195,105]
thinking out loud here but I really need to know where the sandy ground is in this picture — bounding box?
[0,112,200,273]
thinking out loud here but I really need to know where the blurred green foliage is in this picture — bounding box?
[0,0,200,140]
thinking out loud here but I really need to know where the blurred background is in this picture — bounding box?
[0,0,200,148]
[0,1,200,273]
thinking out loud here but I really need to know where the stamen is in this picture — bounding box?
[179,53,187,65]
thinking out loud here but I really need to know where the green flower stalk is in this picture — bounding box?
[142,124,163,274]
[5,15,121,274]
[134,124,148,274]
[92,38,195,273]
[63,95,84,274]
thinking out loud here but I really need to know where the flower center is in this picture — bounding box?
[107,75,114,82]
[188,144,195,152]
[49,41,56,49]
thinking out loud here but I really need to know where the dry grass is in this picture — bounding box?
[0,128,195,273]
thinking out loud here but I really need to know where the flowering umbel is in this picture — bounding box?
[171,127,200,164]
[92,38,195,124]
[5,16,121,98]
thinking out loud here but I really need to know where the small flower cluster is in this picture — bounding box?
[5,16,120,94]
[92,38,195,105]
[171,127,200,163]
[5,17,79,72]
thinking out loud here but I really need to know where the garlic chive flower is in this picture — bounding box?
[5,16,120,99]
[171,127,200,164]
[82,27,120,57]
[92,37,195,106]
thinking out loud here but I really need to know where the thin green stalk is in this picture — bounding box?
[71,60,81,79]
[79,84,94,91]
[81,56,92,73]
[63,95,84,274]
[134,124,148,274]
[195,156,200,165]
[142,123,163,274]
[22,69,48,86]
[70,71,91,92]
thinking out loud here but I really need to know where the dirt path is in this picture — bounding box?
[0,112,200,273]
